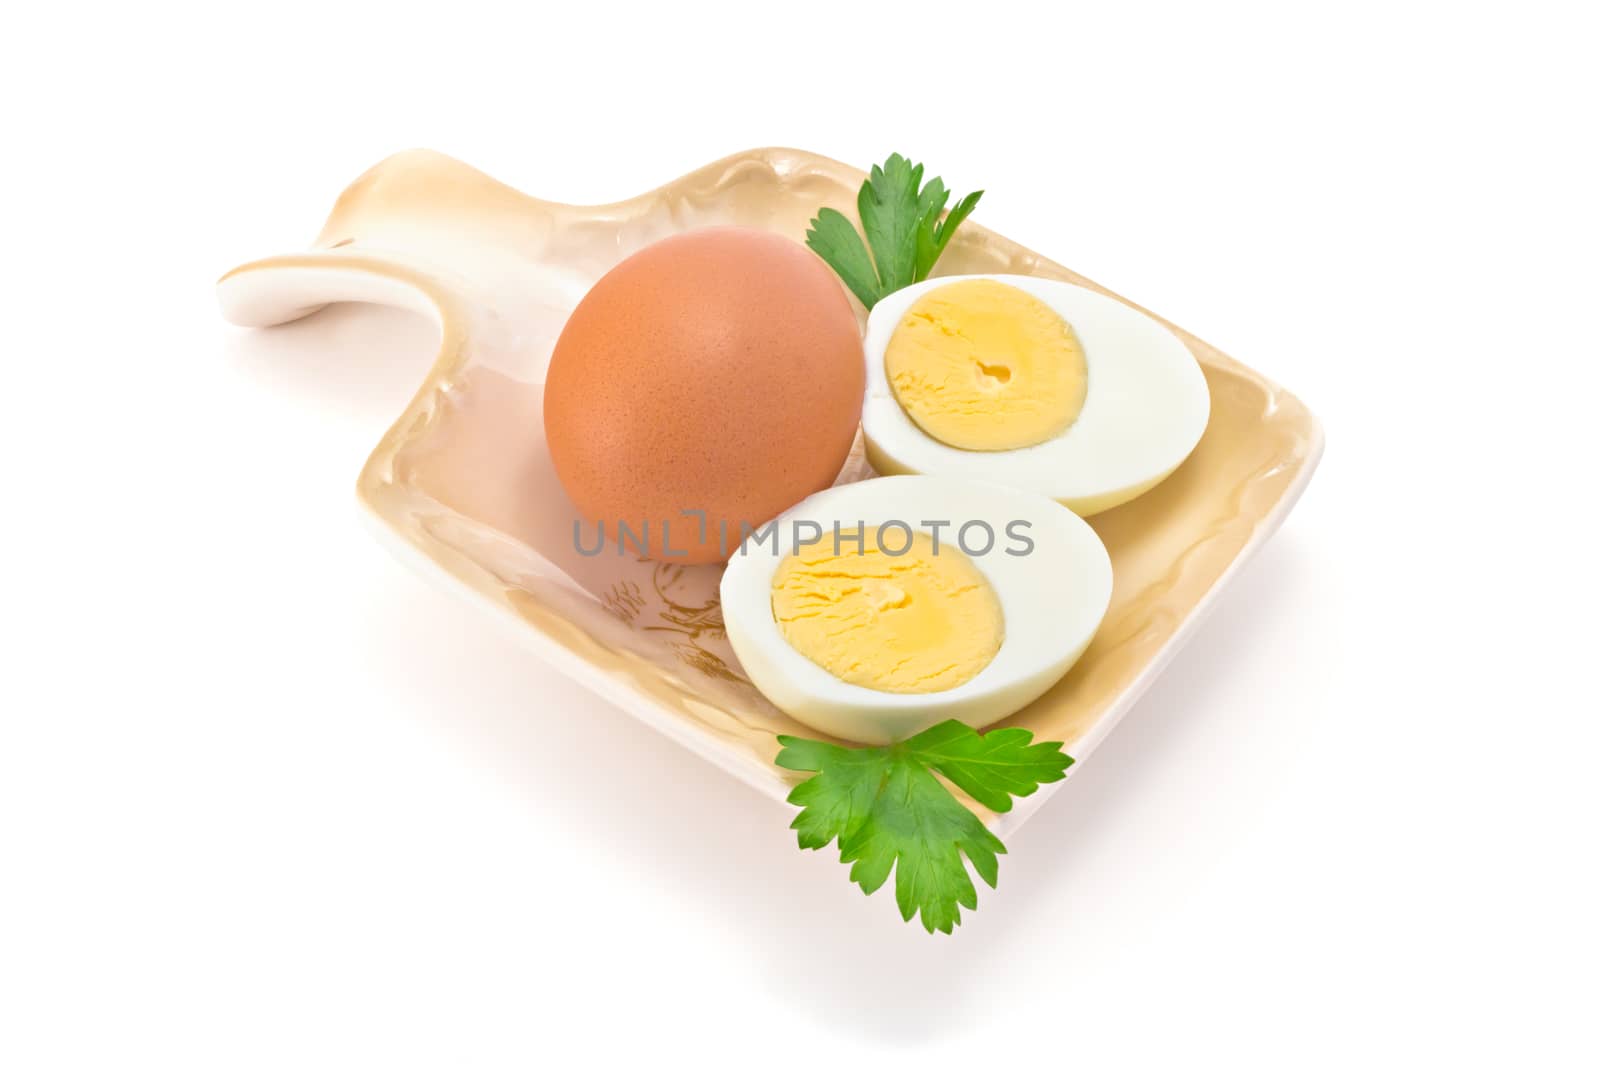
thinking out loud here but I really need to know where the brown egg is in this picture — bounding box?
[543,227,865,564]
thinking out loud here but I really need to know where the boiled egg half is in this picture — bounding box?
[719,475,1112,743]
[862,275,1211,515]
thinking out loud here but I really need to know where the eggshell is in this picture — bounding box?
[543,227,865,563]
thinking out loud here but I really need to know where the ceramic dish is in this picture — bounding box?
[217,147,1323,838]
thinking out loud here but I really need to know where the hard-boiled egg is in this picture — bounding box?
[544,227,864,563]
[719,475,1112,743]
[862,275,1210,515]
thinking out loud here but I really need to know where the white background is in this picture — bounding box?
[4,2,1596,1063]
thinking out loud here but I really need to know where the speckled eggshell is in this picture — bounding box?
[542,227,865,564]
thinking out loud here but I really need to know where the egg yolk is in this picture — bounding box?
[769,528,1003,694]
[884,279,1088,451]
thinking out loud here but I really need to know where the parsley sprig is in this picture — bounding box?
[805,153,983,309]
[776,720,1072,933]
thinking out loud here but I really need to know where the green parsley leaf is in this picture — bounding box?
[930,190,983,269]
[805,153,983,309]
[857,153,924,295]
[775,720,1072,934]
[912,176,950,283]
[803,208,880,310]
[900,720,1068,812]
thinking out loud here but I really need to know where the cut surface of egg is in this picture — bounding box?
[863,275,1211,516]
[720,476,1113,744]
[771,528,1004,695]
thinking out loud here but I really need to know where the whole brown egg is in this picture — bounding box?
[543,227,865,564]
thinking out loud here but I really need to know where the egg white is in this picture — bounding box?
[719,475,1112,744]
[862,275,1211,515]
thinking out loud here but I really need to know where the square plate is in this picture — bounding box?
[217,148,1322,837]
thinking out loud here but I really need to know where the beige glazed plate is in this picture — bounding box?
[217,147,1323,838]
